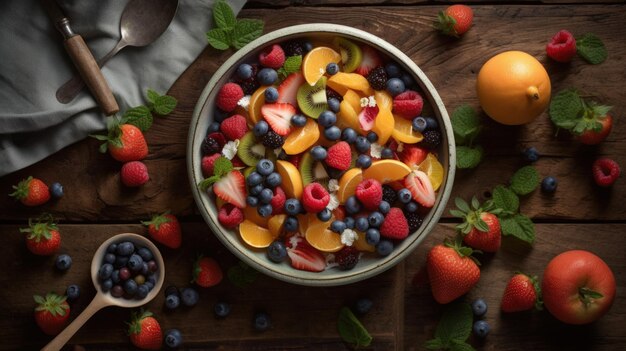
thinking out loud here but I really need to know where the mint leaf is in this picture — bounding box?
[450,340,477,351]
[146,89,159,104]
[213,0,236,30]
[576,33,607,65]
[232,19,264,49]
[213,156,233,177]
[197,175,220,191]
[227,261,258,288]
[549,89,584,130]
[456,145,483,169]
[571,103,612,135]
[434,303,473,343]
[123,105,153,132]
[509,166,539,196]
[451,105,481,145]
[283,55,302,74]
[425,338,445,349]
[152,95,177,115]
[492,185,519,214]
[207,28,231,50]
[338,307,372,347]
[501,214,535,244]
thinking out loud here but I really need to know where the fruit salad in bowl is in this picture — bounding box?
[187,24,455,286]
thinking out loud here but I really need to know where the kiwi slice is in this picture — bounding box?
[299,151,330,189]
[237,131,267,167]
[333,37,362,73]
[297,76,328,119]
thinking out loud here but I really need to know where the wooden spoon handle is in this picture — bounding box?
[41,293,109,351]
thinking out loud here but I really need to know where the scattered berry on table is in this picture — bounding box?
[214,302,231,318]
[523,146,540,162]
[10,176,50,206]
[142,213,182,249]
[253,312,271,331]
[165,285,179,298]
[33,293,70,335]
[268,240,288,262]
[192,256,223,288]
[120,161,150,187]
[435,4,474,37]
[592,158,620,187]
[50,182,64,199]
[165,294,180,310]
[541,176,558,193]
[66,285,80,302]
[471,298,488,317]
[354,297,373,315]
[546,30,577,63]
[501,273,541,312]
[473,320,490,338]
[128,310,163,350]
[180,287,199,307]
[20,214,61,256]
[164,328,183,348]
[55,254,72,271]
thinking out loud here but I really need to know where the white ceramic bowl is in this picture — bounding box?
[187,24,455,286]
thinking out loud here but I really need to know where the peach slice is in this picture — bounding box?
[268,214,287,238]
[302,46,342,86]
[343,89,362,113]
[374,90,393,111]
[353,231,376,253]
[248,86,268,125]
[239,220,277,248]
[328,72,374,96]
[391,114,424,144]
[276,160,303,200]
[372,105,394,145]
[337,168,363,203]
[362,159,412,184]
[338,99,362,133]
[283,118,320,155]
[305,217,344,253]
[243,205,269,227]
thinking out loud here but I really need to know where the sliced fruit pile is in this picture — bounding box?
[198,37,446,273]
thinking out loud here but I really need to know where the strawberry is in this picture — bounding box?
[216,82,244,112]
[10,176,50,206]
[354,45,382,77]
[259,44,286,69]
[213,170,247,208]
[271,186,287,214]
[261,103,296,136]
[120,161,149,187]
[142,212,182,249]
[220,114,248,141]
[435,4,474,37]
[379,207,409,239]
[20,214,61,256]
[92,122,148,163]
[355,179,383,211]
[277,72,305,106]
[427,238,481,304]
[403,170,435,208]
[501,273,542,312]
[201,153,221,176]
[302,183,330,213]
[592,158,620,187]
[358,105,380,131]
[34,293,70,335]
[217,203,244,228]
[392,90,423,119]
[451,197,502,253]
[577,113,613,145]
[546,30,577,63]
[128,310,163,350]
[286,235,326,272]
[399,145,428,170]
[326,141,352,171]
[192,256,223,288]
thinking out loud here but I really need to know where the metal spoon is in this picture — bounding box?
[56,0,179,104]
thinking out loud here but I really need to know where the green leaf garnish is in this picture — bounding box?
[206,28,231,50]
[492,185,519,214]
[456,145,483,169]
[213,156,233,177]
[425,303,474,350]
[232,19,264,49]
[123,105,153,131]
[549,89,584,130]
[576,33,607,65]
[337,307,372,348]
[206,0,264,51]
[509,166,539,196]
[227,261,258,288]
[500,214,535,244]
[212,0,236,30]
[152,95,178,115]
[451,105,481,145]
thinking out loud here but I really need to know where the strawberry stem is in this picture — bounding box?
[579,287,604,306]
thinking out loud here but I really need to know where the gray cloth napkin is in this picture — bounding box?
[0,0,246,177]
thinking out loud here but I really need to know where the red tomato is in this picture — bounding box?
[542,250,616,324]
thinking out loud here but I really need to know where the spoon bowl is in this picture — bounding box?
[41,233,165,351]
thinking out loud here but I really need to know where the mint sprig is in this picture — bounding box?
[338,307,372,348]
[576,33,607,65]
[206,1,264,51]
[509,166,539,196]
[451,105,484,169]
[277,55,303,80]
[425,303,475,350]
[227,261,258,288]
[122,89,178,131]
[198,156,233,190]
[549,89,584,130]
[147,89,178,115]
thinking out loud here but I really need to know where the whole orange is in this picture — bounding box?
[476,51,551,125]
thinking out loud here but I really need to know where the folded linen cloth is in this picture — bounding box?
[0,0,246,176]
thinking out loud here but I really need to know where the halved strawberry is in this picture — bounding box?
[358,105,380,131]
[277,72,305,107]
[400,145,428,170]
[404,170,435,208]
[355,45,382,77]
[286,236,326,272]
[261,103,295,136]
[213,170,247,208]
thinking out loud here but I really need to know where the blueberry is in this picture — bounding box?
[330,220,347,233]
[425,117,439,130]
[284,198,303,215]
[258,188,273,204]
[317,208,332,222]
[140,262,150,275]
[385,63,401,78]
[257,204,273,218]
[257,68,278,86]
[98,263,114,280]
[236,63,253,80]
[214,109,228,122]
[246,196,259,207]
[356,154,372,169]
[127,254,144,272]
[376,240,394,256]
[106,243,118,254]
[207,121,221,134]
[214,302,231,318]
[541,176,558,193]
[366,131,378,143]
[386,78,406,96]
[471,298,488,317]
[405,201,419,213]
[66,285,80,302]
[473,320,490,338]
[256,159,274,176]
[378,201,390,214]
[264,87,279,103]
[114,255,129,269]
[165,328,183,348]
[249,184,264,196]
[381,148,394,159]
[326,62,339,75]
[265,172,282,188]
[50,182,64,198]
[355,217,369,232]
[123,279,138,296]
[137,247,153,261]
[397,188,412,204]
[165,285,180,297]
[267,240,288,263]
[367,212,384,228]
[116,242,134,256]
[284,216,298,232]
[102,252,115,264]
[324,126,342,141]
[344,217,355,229]
[328,98,340,113]
[400,73,415,88]
[523,147,540,162]
[101,279,113,292]
[355,136,371,153]
[412,117,427,133]
[147,273,157,285]
[181,287,199,307]
[354,298,373,315]
[136,284,150,299]
[111,270,120,283]
[342,128,358,144]
[345,196,361,214]
[310,146,327,161]
[165,294,180,309]
[291,114,307,127]
[253,312,271,331]
[253,120,269,137]
[365,228,380,245]
[303,42,313,53]
[247,172,264,187]
[318,111,337,128]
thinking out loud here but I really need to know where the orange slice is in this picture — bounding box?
[248,86,268,125]
[302,46,342,86]
[392,114,424,144]
[283,118,320,155]
[418,153,444,191]
[239,220,277,248]
[374,90,393,111]
[276,160,304,200]
[268,214,287,237]
[362,159,412,184]
[353,231,375,252]
[337,168,363,203]
[305,217,344,253]
[338,99,361,132]
[243,205,269,227]
[372,105,394,145]
[328,72,374,96]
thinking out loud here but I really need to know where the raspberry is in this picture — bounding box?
[546,30,577,63]
[218,203,244,228]
[405,212,423,233]
[282,40,305,56]
[220,114,248,141]
[302,183,330,213]
[216,83,244,112]
[355,179,383,211]
[392,90,424,119]
[262,130,285,149]
[120,161,149,187]
[201,153,221,176]
[379,208,409,239]
[259,44,286,69]
[592,158,620,187]
[271,186,287,214]
[325,141,352,171]
[334,246,360,271]
[421,130,441,149]
[367,66,388,91]
[382,185,398,204]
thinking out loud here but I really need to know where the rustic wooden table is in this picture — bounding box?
[1,1,625,350]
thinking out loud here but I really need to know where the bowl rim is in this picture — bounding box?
[187,23,456,286]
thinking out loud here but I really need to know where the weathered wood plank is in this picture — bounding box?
[246,0,626,7]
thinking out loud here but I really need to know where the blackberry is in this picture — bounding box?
[282,40,305,57]
[326,88,343,102]
[405,212,423,233]
[262,130,285,149]
[421,130,441,149]
[367,66,388,91]
[201,136,221,155]
[335,246,359,271]
[240,80,259,95]
[382,185,397,204]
